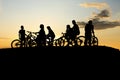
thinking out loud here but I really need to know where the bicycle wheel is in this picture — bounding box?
[67,39,74,47]
[92,36,98,46]
[58,38,68,47]
[11,39,21,48]
[78,36,85,46]
[52,39,58,47]
[27,40,37,47]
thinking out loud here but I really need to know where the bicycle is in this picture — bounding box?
[25,31,38,47]
[46,36,55,47]
[11,31,38,48]
[78,34,98,46]
[53,32,83,47]
[53,32,68,47]
[53,32,98,47]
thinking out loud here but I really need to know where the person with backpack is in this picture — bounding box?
[71,20,80,46]
[46,26,55,46]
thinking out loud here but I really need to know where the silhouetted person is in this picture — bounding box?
[46,26,55,46]
[36,24,46,47]
[84,20,94,46]
[65,24,73,46]
[71,20,80,45]
[19,25,26,47]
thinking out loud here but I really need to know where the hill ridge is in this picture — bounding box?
[0,46,120,65]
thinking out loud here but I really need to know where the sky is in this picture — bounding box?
[0,0,120,49]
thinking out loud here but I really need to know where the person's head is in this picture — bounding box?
[72,20,76,24]
[88,20,92,25]
[40,24,44,29]
[47,26,53,31]
[21,25,24,30]
[66,24,70,29]
[47,26,51,30]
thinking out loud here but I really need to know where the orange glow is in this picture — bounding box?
[0,39,11,48]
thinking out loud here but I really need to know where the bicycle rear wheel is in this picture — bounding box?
[11,39,21,48]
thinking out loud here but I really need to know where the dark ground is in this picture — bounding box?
[0,46,120,77]
[0,46,120,65]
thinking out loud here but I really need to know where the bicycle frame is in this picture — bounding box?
[11,31,38,48]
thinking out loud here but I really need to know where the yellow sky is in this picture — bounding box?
[0,0,120,50]
[0,26,120,50]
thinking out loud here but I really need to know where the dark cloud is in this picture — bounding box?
[96,9,110,18]
[77,9,120,30]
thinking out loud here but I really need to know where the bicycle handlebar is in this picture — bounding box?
[26,31,38,35]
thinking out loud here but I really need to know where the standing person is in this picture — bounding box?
[84,20,94,46]
[19,25,26,47]
[65,24,73,46]
[36,24,46,47]
[71,20,80,46]
[46,26,55,46]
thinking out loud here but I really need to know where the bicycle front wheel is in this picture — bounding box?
[58,38,68,47]
[78,36,85,46]
[11,39,21,48]
[92,36,98,46]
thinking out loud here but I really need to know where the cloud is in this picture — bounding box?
[95,9,111,18]
[77,9,120,30]
[80,2,109,10]
[92,20,120,30]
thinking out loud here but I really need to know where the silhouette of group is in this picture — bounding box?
[65,20,80,46]
[18,20,95,47]
[19,24,55,47]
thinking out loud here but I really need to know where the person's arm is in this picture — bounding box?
[92,25,95,36]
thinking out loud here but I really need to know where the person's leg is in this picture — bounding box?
[74,38,77,46]
[88,36,91,46]
[20,40,22,47]
[43,39,46,47]
[23,39,26,47]
[84,39,87,46]
[21,39,25,47]
[49,38,54,46]
[84,35,88,46]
